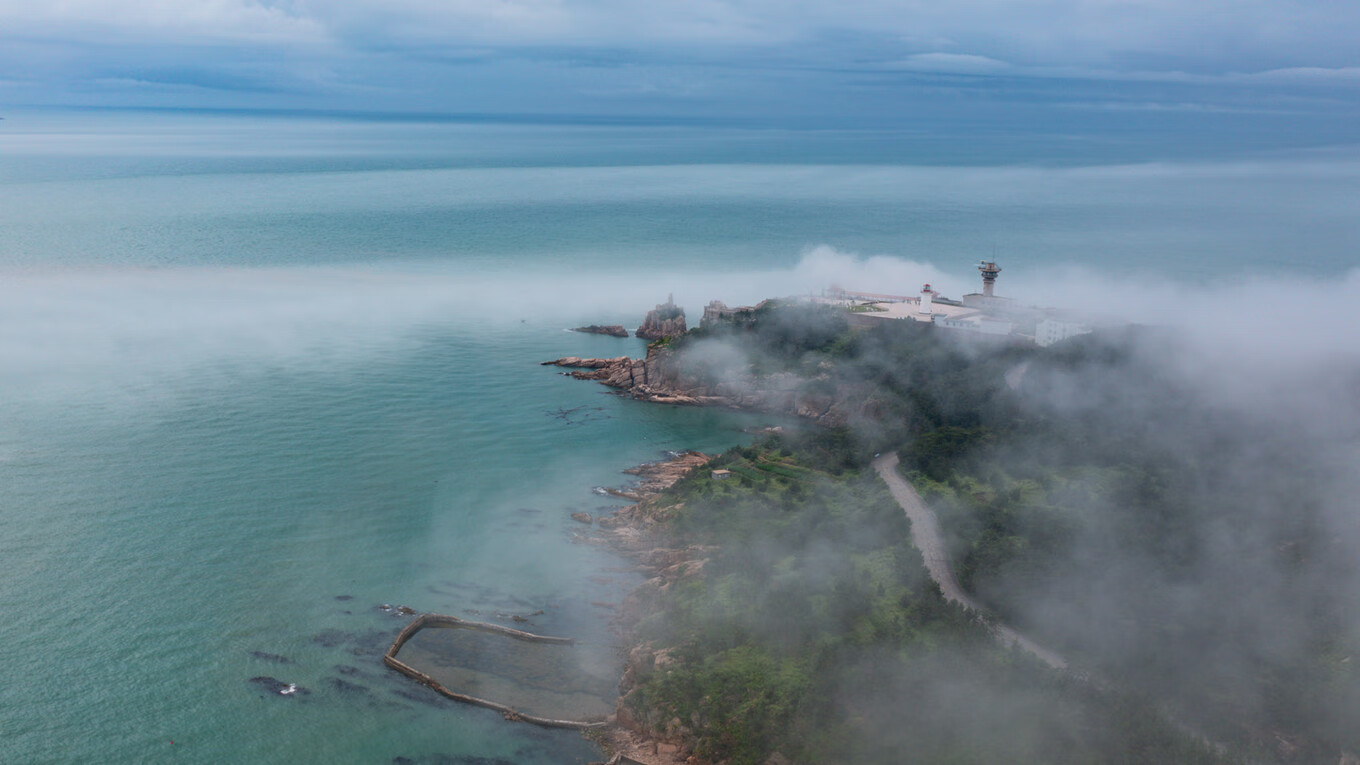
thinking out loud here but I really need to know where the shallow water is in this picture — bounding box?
[398,625,620,723]
[0,286,773,762]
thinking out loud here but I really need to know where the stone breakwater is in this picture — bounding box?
[384,614,609,730]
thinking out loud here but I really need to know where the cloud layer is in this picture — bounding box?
[2,0,1359,116]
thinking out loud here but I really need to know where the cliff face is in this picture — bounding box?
[636,296,687,340]
[543,342,886,426]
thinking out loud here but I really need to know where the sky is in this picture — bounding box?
[2,0,1359,128]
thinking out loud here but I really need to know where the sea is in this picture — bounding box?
[1,107,1358,763]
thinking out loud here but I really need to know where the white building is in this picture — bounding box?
[935,316,1016,336]
[1036,318,1092,347]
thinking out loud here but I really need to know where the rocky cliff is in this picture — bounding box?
[541,349,727,407]
[635,295,686,340]
[542,342,885,426]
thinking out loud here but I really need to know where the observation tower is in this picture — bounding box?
[977,261,1002,297]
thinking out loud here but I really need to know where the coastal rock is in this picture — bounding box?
[541,356,630,370]
[636,295,687,340]
[571,512,594,524]
[548,331,886,428]
[543,356,652,391]
[573,325,629,338]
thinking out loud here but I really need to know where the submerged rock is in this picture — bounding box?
[326,677,372,696]
[249,676,309,697]
[313,629,348,647]
[250,651,293,664]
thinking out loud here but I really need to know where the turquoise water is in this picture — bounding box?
[0,308,775,763]
[2,109,1359,763]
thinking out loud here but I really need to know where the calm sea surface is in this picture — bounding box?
[1,109,1358,763]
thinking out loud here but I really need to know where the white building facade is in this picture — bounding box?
[1036,319,1092,347]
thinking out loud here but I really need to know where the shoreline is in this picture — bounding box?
[578,450,719,765]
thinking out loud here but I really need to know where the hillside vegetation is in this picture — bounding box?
[616,304,1358,763]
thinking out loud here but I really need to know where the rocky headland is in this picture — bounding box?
[580,450,718,765]
[541,350,734,408]
[542,341,884,427]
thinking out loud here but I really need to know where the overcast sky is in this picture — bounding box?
[2,0,1358,125]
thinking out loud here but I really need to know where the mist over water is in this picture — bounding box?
[0,276,776,762]
[2,108,1359,762]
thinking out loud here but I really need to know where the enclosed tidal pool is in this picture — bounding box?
[390,616,619,726]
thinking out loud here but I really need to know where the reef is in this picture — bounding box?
[573,325,630,338]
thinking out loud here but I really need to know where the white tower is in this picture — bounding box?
[918,284,934,314]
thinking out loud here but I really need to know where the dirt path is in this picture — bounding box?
[873,453,1067,670]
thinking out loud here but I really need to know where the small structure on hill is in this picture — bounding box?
[962,260,1017,310]
[822,260,1108,345]
[700,298,774,330]
[636,294,687,340]
[918,284,936,315]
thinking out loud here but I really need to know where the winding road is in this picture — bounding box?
[873,453,1067,670]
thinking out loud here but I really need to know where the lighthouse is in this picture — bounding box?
[918,283,935,314]
[977,261,1001,297]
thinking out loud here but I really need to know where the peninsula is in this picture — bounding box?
[540,291,1357,765]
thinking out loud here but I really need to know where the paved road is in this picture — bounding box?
[873,454,1247,754]
[873,453,1067,670]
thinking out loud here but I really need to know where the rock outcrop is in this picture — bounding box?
[573,325,629,338]
[548,300,901,429]
[698,298,772,330]
[584,451,719,765]
[542,349,731,407]
[543,343,883,427]
[635,295,686,340]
